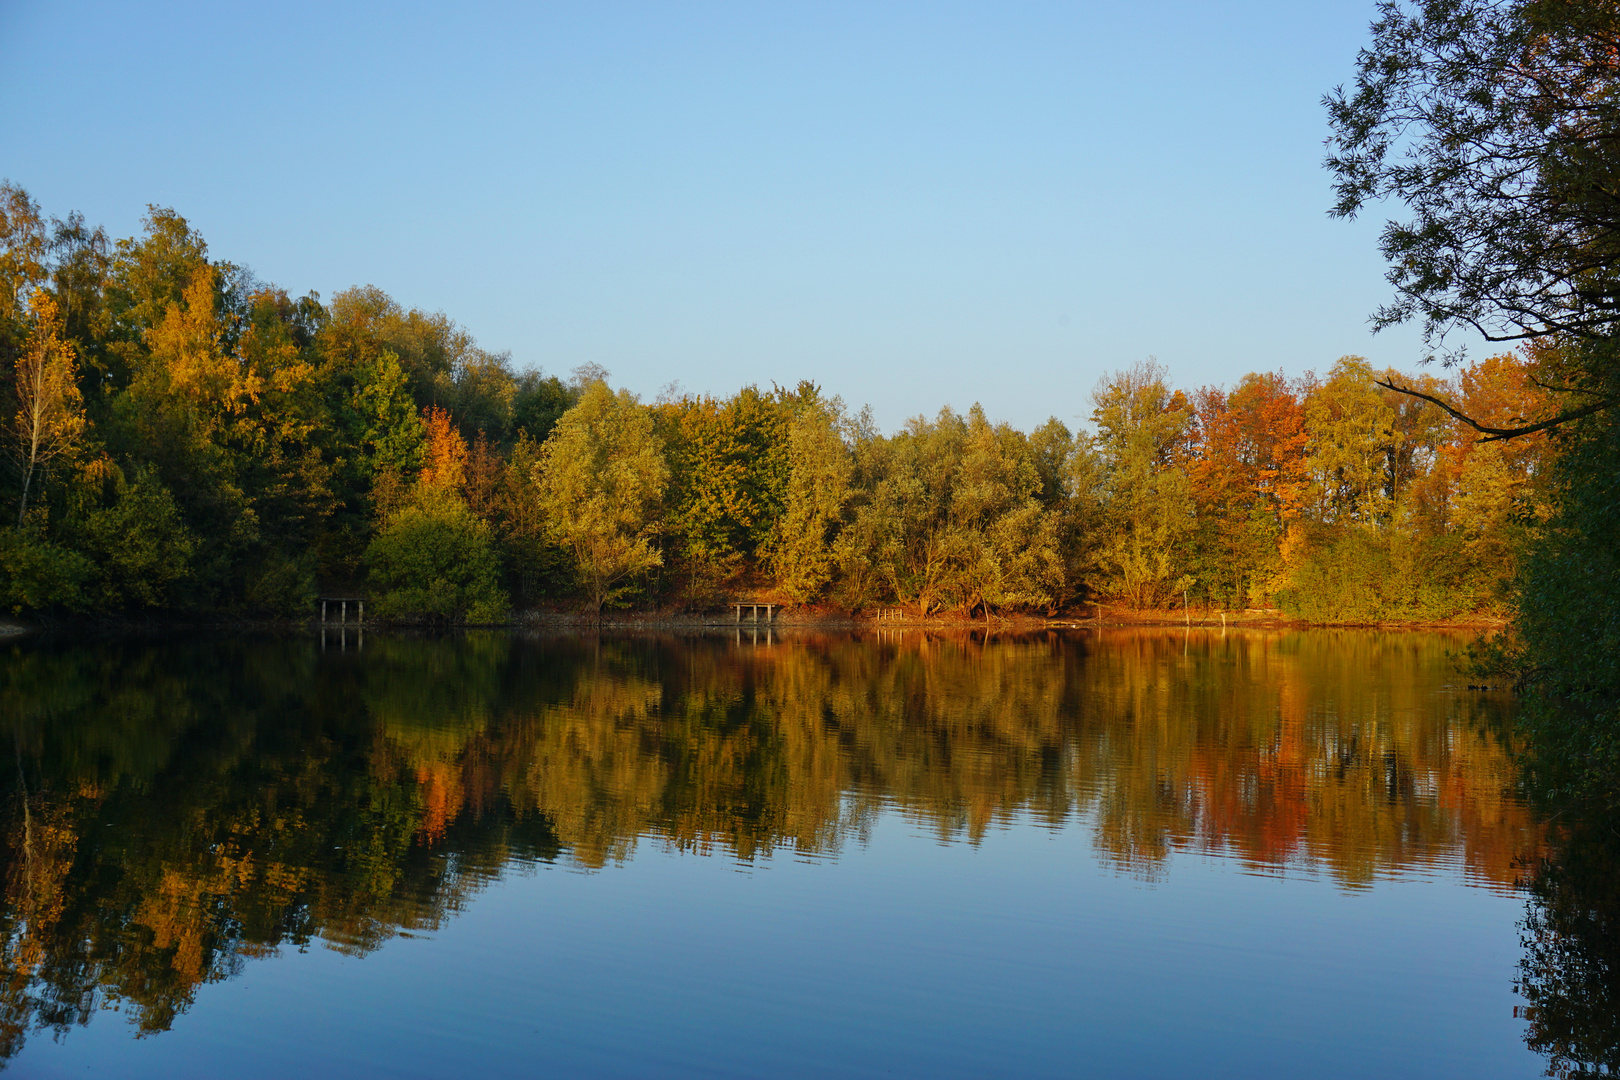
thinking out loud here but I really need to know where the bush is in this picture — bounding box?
[365,488,508,624]
[76,465,198,611]
[242,548,319,616]
[1276,526,1486,623]
[0,529,93,615]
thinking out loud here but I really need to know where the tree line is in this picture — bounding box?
[0,183,1557,623]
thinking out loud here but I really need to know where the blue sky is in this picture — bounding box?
[0,1,1454,431]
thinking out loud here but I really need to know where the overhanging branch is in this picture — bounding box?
[1374,377,1614,441]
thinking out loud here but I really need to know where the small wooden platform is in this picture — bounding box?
[317,597,365,624]
[732,603,776,624]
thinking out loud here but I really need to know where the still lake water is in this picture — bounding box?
[0,628,1574,1077]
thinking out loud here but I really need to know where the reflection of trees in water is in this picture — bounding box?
[0,629,1536,1059]
[1074,630,1533,886]
[1516,803,1620,1076]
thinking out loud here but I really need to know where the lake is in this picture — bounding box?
[0,628,1588,1077]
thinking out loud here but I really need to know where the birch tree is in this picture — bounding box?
[9,290,84,526]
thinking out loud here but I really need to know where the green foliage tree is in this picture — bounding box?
[71,462,198,610]
[764,389,854,604]
[1089,361,1195,608]
[325,285,518,440]
[1328,0,1620,357]
[511,371,577,444]
[534,381,668,612]
[653,385,792,604]
[0,528,91,613]
[830,405,1061,617]
[366,485,507,624]
[366,408,508,623]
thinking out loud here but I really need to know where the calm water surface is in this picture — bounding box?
[0,629,1589,1077]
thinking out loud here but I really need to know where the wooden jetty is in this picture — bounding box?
[318,597,365,625]
[732,602,777,624]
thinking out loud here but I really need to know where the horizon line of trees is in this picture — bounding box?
[0,184,1561,623]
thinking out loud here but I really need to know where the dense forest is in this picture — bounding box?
[0,182,1557,624]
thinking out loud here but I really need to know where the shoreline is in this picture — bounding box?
[0,608,1510,638]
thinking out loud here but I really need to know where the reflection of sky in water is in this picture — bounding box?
[1,629,1543,1077]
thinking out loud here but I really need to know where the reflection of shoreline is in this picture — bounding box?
[0,630,1539,1057]
[0,607,1512,639]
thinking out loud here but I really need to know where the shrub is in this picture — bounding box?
[0,529,93,615]
[365,488,508,624]
[1276,526,1485,623]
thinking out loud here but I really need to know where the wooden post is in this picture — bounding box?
[321,599,327,624]
[358,600,364,625]
[341,599,348,624]
[1184,588,1190,627]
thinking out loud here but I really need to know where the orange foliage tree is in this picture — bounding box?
[1186,372,1307,607]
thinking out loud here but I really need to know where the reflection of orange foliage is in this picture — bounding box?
[413,762,465,845]
[1082,629,1542,889]
[366,628,1540,890]
[0,629,1549,1063]
[134,869,217,992]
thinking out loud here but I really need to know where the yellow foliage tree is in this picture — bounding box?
[534,381,668,612]
[1089,361,1196,608]
[8,290,85,526]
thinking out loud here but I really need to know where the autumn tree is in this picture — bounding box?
[946,408,1063,616]
[0,183,48,346]
[8,291,84,526]
[534,381,668,612]
[365,406,507,623]
[1187,372,1308,607]
[1089,361,1195,608]
[1434,353,1549,540]
[1301,357,1396,526]
[763,387,853,605]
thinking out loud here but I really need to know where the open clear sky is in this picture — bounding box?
[0,0,1467,432]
